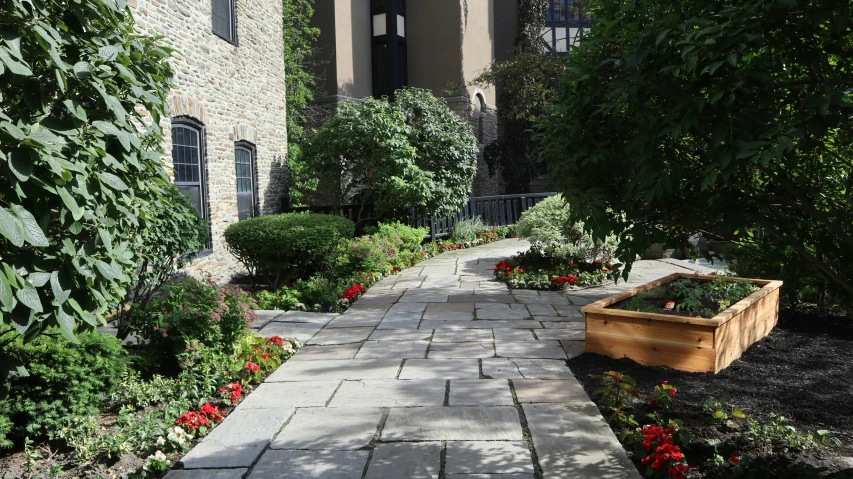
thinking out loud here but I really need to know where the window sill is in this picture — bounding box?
[213,31,239,47]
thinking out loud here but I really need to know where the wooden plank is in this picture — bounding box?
[585,313,715,349]
[713,288,779,372]
[586,331,717,373]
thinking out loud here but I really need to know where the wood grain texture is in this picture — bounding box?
[583,275,783,374]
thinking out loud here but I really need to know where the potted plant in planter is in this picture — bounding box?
[580,273,783,373]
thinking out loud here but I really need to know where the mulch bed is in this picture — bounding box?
[568,307,853,478]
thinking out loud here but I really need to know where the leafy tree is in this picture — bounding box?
[536,0,853,304]
[302,88,478,227]
[0,0,174,389]
[283,0,321,206]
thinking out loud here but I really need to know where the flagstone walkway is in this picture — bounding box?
[166,239,712,479]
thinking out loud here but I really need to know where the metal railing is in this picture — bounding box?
[286,192,557,241]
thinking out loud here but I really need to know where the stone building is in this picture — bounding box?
[308,0,586,197]
[129,0,288,281]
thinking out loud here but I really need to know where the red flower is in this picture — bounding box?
[219,382,243,404]
[263,353,270,361]
[729,453,740,463]
[177,411,210,431]
[245,362,260,373]
[267,336,284,346]
[669,388,677,397]
[200,402,225,422]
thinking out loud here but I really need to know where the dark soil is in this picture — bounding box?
[568,307,853,478]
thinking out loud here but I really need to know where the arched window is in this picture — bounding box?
[171,120,207,221]
[235,142,257,221]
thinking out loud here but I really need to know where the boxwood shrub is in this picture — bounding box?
[224,213,355,287]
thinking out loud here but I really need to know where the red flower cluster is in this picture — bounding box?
[661,380,677,397]
[494,260,514,275]
[177,411,209,431]
[219,382,243,404]
[267,335,284,347]
[729,453,740,463]
[639,425,688,479]
[245,362,260,373]
[200,402,225,422]
[338,283,366,301]
[550,275,577,286]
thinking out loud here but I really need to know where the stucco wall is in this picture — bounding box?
[460,0,496,105]
[130,0,288,282]
[407,0,463,96]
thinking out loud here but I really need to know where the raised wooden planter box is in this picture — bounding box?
[580,273,783,373]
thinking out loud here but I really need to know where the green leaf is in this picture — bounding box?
[98,228,113,253]
[72,61,92,78]
[0,270,14,310]
[28,272,51,288]
[98,45,121,61]
[0,47,33,76]
[57,186,84,221]
[56,307,79,344]
[50,271,70,304]
[98,172,129,191]
[15,285,43,313]
[11,204,49,247]
[0,207,25,247]
[656,29,671,45]
[63,100,88,122]
[9,148,34,181]
[1,121,26,140]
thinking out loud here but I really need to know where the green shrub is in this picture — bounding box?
[224,212,355,287]
[175,340,238,405]
[516,195,583,248]
[376,222,427,252]
[0,330,127,446]
[0,0,175,389]
[293,276,339,311]
[337,234,402,278]
[255,286,301,311]
[452,218,487,242]
[130,279,257,363]
[114,185,208,339]
[724,243,835,308]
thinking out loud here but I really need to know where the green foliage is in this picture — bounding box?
[0,0,174,386]
[338,234,403,278]
[130,279,257,362]
[593,371,639,429]
[292,276,339,310]
[724,243,833,308]
[224,212,355,287]
[0,330,127,446]
[283,0,321,206]
[451,217,487,242]
[114,184,207,339]
[375,221,426,252]
[254,285,301,311]
[537,0,853,303]
[303,88,478,225]
[109,370,182,409]
[174,340,238,405]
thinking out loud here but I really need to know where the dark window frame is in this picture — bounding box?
[212,0,238,46]
[543,0,592,56]
[234,141,258,221]
[171,117,213,254]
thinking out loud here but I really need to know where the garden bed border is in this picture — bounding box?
[580,273,783,373]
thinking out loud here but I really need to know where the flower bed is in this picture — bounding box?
[493,246,621,290]
[582,370,844,479]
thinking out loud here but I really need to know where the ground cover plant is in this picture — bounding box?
[0,280,301,478]
[614,277,759,319]
[569,309,853,478]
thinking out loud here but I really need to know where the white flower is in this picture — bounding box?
[155,436,166,446]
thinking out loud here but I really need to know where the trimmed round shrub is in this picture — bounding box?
[376,222,427,252]
[516,195,583,248]
[0,329,128,447]
[224,213,355,287]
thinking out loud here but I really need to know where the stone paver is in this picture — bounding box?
[271,407,382,450]
[180,407,293,468]
[523,402,640,478]
[449,379,514,406]
[249,450,369,479]
[445,441,534,474]
[399,359,480,379]
[179,240,706,477]
[513,379,591,403]
[329,379,445,407]
[355,340,429,359]
[365,442,441,479]
[267,359,400,381]
[382,406,523,441]
[428,341,495,359]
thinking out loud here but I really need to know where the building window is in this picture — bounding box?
[235,143,256,221]
[371,0,407,97]
[542,0,590,55]
[212,0,237,44]
[171,123,207,219]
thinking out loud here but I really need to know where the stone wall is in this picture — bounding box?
[130,0,288,282]
[447,95,504,197]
